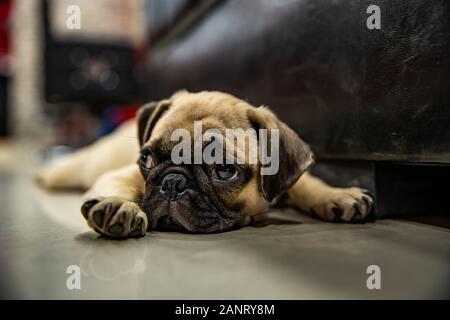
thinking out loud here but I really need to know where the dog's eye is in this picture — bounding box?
[140,151,156,169]
[213,164,238,181]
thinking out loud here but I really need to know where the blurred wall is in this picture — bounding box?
[9,0,146,140]
[10,0,45,138]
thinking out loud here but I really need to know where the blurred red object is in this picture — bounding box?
[0,0,12,76]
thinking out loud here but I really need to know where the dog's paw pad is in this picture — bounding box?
[108,223,125,236]
[81,198,101,219]
[92,209,106,227]
[129,216,146,237]
[81,197,148,238]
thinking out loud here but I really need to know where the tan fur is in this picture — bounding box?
[35,119,139,190]
[36,90,373,238]
[235,179,269,216]
[287,173,372,222]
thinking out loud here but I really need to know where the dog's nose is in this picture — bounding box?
[160,173,188,199]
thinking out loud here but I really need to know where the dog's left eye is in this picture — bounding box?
[140,151,156,169]
[213,164,238,181]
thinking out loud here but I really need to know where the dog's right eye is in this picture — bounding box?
[213,164,239,182]
[140,150,156,169]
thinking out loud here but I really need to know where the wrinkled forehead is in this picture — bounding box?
[157,93,252,129]
[151,93,253,137]
[143,93,259,163]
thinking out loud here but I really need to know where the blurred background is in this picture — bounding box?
[0,0,449,300]
[1,0,147,153]
[0,0,450,221]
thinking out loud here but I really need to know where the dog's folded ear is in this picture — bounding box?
[137,100,171,146]
[247,106,315,202]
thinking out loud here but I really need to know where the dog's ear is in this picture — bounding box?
[137,100,171,146]
[247,106,314,202]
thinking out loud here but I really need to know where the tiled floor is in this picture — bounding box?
[0,143,449,299]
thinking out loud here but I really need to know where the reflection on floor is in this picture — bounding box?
[0,143,449,299]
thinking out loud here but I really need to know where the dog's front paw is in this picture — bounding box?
[81,196,148,238]
[310,188,374,223]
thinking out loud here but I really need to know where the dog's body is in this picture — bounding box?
[36,91,373,238]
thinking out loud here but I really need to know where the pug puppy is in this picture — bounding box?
[36,90,373,238]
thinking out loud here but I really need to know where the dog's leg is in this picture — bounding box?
[287,172,374,222]
[35,120,139,190]
[81,163,148,238]
[35,145,95,189]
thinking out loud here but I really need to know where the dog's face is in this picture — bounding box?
[137,91,313,233]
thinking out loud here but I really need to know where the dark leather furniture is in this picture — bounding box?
[142,0,450,218]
